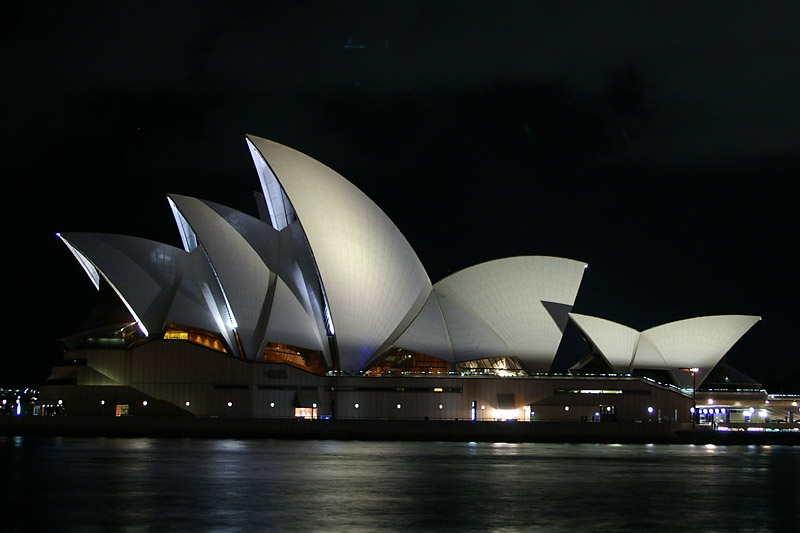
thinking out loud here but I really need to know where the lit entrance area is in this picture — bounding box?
[493,394,521,420]
[292,391,321,419]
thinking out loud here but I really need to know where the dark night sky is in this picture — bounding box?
[4,2,798,391]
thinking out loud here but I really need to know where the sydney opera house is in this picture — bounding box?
[39,135,768,430]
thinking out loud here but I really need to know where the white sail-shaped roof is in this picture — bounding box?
[246,135,432,371]
[201,199,329,359]
[640,315,761,387]
[569,313,761,387]
[568,313,640,372]
[396,256,587,372]
[169,194,272,359]
[168,194,323,359]
[57,233,217,337]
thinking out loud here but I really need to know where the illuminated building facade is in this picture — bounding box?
[42,136,766,426]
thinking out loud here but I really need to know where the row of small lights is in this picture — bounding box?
[88,400,799,415]
[97,401,449,410]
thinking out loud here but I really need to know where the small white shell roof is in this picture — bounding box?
[568,313,639,372]
[569,313,760,387]
[246,135,432,371]
[396,256,587,372]
[641,315,761,387]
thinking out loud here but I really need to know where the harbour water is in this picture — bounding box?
[3,437,798,532]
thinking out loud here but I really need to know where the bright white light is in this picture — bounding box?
[749,407,755,413]
[58,399,63,406]
[227,401,233,407]
[438,404,443,409]
[100,400,105,405]
[564,406,570,411]
[185,401,190,407]
[142,401,148,406]
[354,403,359,409]
[492,408,520,421]
[270,402,275,408]
[312,403,317,409]
[707,399,714,405]
[396,403,401,409]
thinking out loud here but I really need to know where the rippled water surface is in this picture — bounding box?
[3,437,798,532]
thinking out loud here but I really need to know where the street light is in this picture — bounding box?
[681,367,700,428]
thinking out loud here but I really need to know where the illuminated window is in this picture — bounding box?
[294,408,317,419]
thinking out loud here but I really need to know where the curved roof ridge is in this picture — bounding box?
[434,254,587,284]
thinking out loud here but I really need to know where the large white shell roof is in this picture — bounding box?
[396,256,587,372]
[246,135,432,371]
